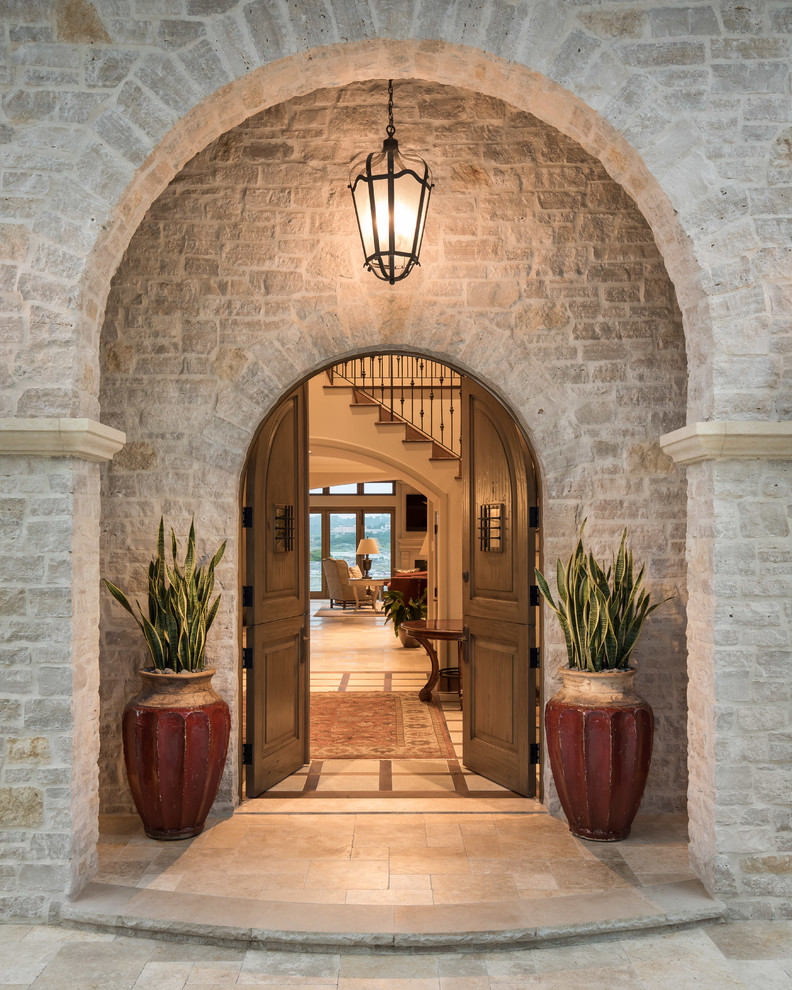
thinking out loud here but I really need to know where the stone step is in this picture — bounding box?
[57,878,724,953]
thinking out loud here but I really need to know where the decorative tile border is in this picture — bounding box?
[660,421,792,465]
[0,417,126,462]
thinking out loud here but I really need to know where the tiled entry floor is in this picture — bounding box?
[5,921,788,990]
[260,602,531,801]
[68,810,721,951]
[68,604,721,950]
[93,810,696,908]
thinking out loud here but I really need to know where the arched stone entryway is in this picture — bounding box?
[5,8,792,921]
[98,78,689,844]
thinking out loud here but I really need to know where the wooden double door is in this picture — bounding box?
[243,378,538,798]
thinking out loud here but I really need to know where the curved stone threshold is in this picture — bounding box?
[56,878,724,952]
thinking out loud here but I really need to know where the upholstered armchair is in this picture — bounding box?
[321,557,375,609]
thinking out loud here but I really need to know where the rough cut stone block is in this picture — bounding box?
[7,737,50,763]
[0,788,43,828]
[712,62,789,95]
[650,6,720,37]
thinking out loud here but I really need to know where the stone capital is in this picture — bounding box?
[659,421,792,465]
[0,418,126,462]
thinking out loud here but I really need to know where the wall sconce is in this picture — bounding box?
[349,79,433,284]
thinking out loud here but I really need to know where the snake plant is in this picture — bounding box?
[535,521,670,672]
[104,518,226,672]
[381,588,427,636]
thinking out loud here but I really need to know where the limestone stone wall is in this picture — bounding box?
[0,1,789,430]
[0,454,99,917]
[99,81,688,818]
[1,0,790,920]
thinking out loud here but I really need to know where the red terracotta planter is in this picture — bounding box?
[122,668,230,840]
[545,668,653,842]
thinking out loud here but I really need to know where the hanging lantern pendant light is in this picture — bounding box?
[349,80,434,284]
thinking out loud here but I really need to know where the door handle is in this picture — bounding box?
[299,632,309,664]
[462,570,469,582]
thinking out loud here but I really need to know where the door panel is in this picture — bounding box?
[466,619,533,795]
[245,387,309,798]
[462,379,537,796]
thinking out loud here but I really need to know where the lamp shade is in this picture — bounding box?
[356,538,379,556]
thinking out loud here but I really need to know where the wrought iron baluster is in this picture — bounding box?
[399,354,405,419]
[419,358,425,433]
[458,381,462,454]
[429,360,434,444]
[410,359,415,425]
[439,367,445,449]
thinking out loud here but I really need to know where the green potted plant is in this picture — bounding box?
[535,521,671,841]
[104,518,230,840]
[381,588,427,647]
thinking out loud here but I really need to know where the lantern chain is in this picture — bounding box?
[387,79,395,138]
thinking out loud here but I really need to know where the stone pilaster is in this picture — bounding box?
[0,421,124,919]
[661,423,792,916]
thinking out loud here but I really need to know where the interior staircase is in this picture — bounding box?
[321,354,463,481]
[341,385,462,478]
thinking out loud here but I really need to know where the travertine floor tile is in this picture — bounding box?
[705,920,792,959]
[389,849,471,875]
[430,874,520,904]
[623,929,748,990]
[345,888,434,904]
[305,861,389,889]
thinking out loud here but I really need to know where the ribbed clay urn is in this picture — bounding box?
[123,668,230,840]
[104,518,230,840]
[545,668,653,841]
[535,522,670,842]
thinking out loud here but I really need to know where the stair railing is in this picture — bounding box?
[329,354,462,458]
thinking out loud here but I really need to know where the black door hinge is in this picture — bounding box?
[242,743,253,765]
[530,647,540,669]
[530,743,540,764]
[242,585,253,608]
[242,506,253,528]
[242,647,253,670]
[529,585,540,606]
[529,506,540,528]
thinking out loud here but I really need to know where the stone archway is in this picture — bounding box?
[98,80,689,850]
[3,4,792,924]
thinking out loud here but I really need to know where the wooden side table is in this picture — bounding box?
[400,619,467,702]
[348,577,388,610]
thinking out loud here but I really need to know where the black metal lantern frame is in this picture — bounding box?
[349,80,434,284]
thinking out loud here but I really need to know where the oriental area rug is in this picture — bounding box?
[310,691,456,760]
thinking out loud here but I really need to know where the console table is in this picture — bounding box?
[400,619,467,702]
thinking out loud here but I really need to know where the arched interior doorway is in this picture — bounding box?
[239,352,541,802]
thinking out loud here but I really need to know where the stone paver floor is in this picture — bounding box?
[95,810,693,908]
[2,919,792,988]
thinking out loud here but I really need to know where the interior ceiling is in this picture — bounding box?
[308,451,391,487]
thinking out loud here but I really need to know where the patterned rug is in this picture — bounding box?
[310,691,456,760]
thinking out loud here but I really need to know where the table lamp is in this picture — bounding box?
[356,537,379,577]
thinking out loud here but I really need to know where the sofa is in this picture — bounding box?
[387,570,428,604]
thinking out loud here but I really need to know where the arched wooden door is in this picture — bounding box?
[244,386,309,797]
[462,379,539,796]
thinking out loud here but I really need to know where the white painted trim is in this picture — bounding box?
[660,421,792,465]
[0,418,126,462]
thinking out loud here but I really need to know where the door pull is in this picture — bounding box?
[462,570,469,582]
